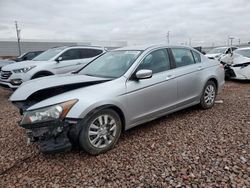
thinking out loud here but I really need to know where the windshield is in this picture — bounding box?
[208,47,227,54]
[79,50,141,78]
[33,47,66,61]
[234,49,250,58]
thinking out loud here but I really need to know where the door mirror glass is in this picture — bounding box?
[136,69,152,79]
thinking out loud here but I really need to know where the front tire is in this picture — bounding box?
[200,81,217,109]
[79,109,122,155]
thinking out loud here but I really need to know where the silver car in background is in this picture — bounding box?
[10,45,225,155]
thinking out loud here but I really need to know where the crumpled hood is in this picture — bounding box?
[232,54,250,65]
[2,60,51,70]
[10,74,111,102]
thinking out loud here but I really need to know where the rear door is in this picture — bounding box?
[125,48,178,127]
[170,48,204,106]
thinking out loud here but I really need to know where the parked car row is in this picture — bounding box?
[0,59,15,71]
[220,47,250,80]
[205,46,250,80]
[0,50,43,71]
[13,51,44,62]
[0,46,105,89]
[8,44,224,155]
[205,46,238,60]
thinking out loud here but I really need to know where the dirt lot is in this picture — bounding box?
[0,81,249,187]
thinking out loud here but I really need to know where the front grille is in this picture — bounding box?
[1,71,12,80]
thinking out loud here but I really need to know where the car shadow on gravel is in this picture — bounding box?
[0,89,13,99]
[123,105,201,135]
[228,79,250,84]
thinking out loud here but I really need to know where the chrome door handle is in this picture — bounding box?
[166,75,175,80]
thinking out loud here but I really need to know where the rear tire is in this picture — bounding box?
[200,81,217,109]
[79,109,122,155]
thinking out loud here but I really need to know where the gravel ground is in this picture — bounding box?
[0,81,249,187]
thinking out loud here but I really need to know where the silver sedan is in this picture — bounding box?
[10,45,225,155]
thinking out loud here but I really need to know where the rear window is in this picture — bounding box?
[192,51,201,63]
[80,49,103,58]
[171,48,195,68]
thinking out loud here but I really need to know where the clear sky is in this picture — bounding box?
[0,0,250,46]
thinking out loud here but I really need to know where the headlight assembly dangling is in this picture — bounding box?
[21,99,78,125]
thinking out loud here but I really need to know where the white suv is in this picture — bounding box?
[0,46,105,90]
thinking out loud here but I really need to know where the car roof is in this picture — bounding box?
[213,47,228,49]
[235,47,250,51]
[213,46,237,49]
[52,46,105,50]
[67,46,105,50]
[113,44,194,51]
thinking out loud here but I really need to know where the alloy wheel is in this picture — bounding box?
[204,85,216,106]
[88,114,117,149]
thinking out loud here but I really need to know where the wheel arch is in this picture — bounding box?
[207,77,218,92]
[80,104,126,131]
[31,70,54,79]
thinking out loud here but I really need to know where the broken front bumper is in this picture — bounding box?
[0,80,19,90]
[21,119,80,154]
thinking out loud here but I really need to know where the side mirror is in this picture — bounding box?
[135,69,153,80]
[56,56,63,62]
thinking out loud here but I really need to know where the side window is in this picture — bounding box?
[90,49,103,57]
[171,48,195,68]
[23,52,36,60]
[138,49,170,74]
[61,49,81,61]
[192,51,201,63]
[80,49,103,59]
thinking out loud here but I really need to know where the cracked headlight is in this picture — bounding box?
[13,66,36,73]
[20,99,78,125]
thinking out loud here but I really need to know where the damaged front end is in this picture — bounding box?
[222,62,250,80]
[15,99,80,154]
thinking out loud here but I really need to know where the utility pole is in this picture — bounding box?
[228,36,234,46]
[189,37,192,46]
[166,31,170,44]
[15,21,21,56]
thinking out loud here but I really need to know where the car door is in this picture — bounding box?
[53,49,83,74]
[170,48,204,107]
[125,48,178,128]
